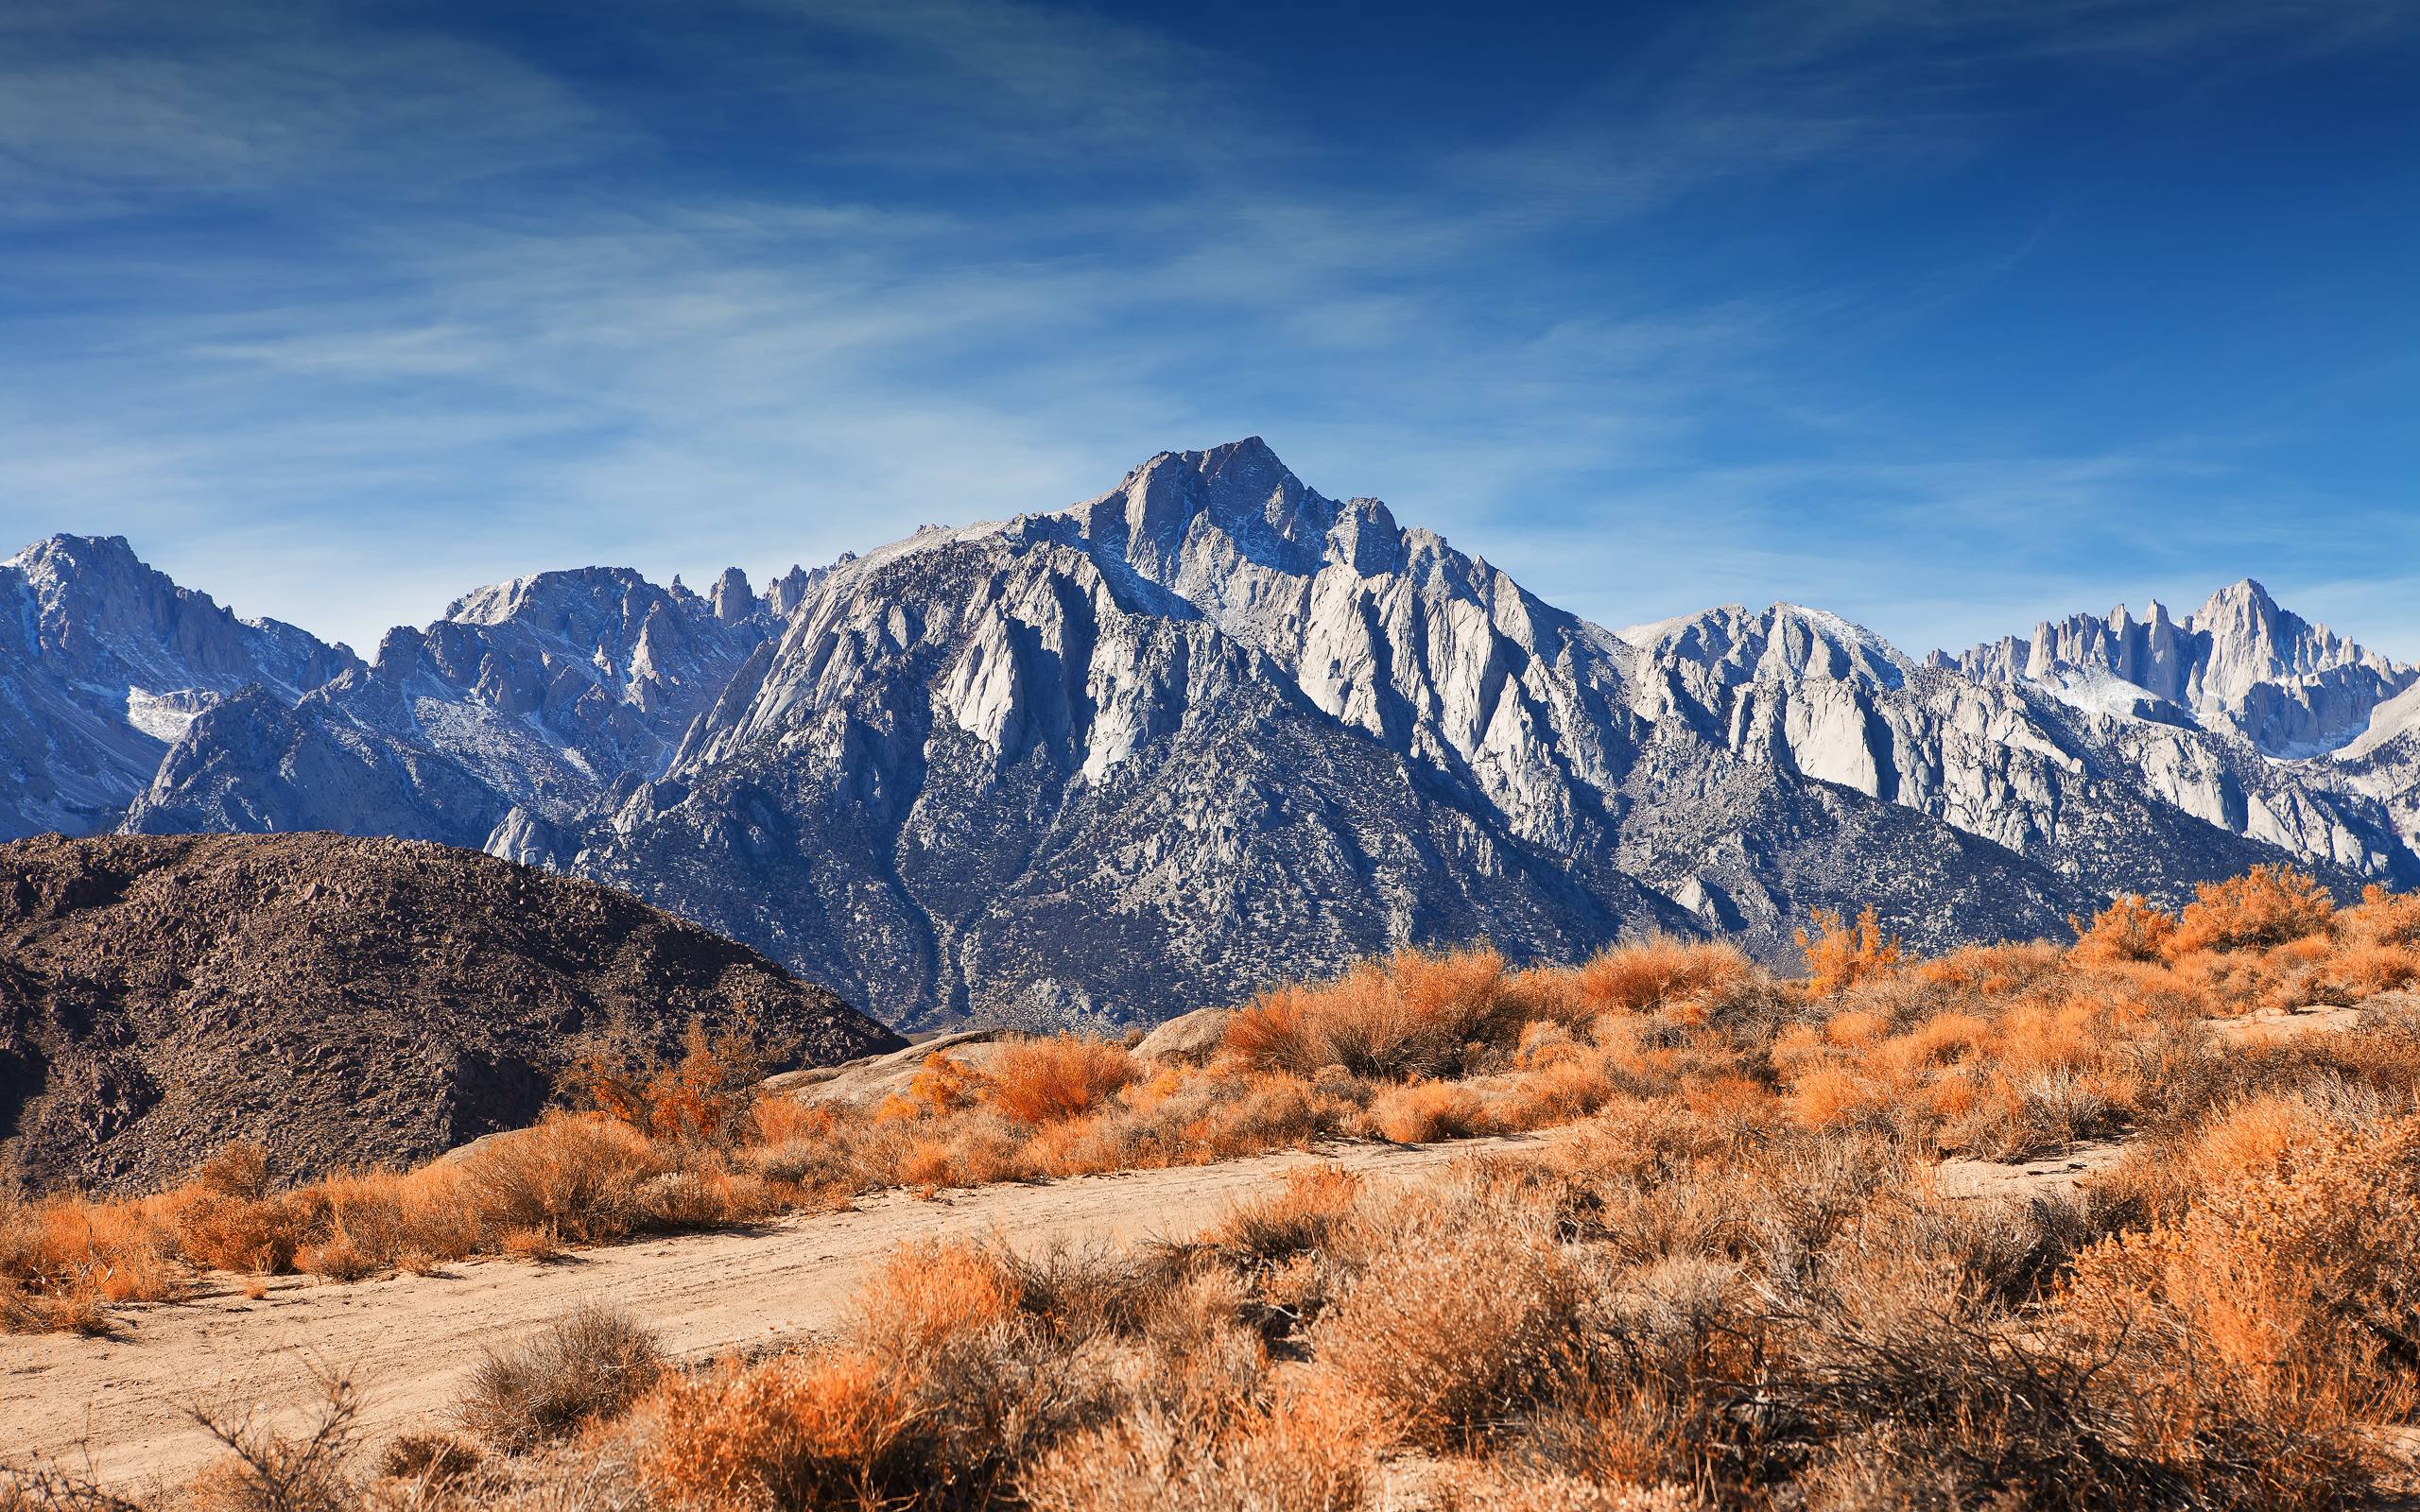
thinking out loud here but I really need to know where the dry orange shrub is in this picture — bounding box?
[1789,1066,1876,1130]
[1570,937,1749,1017]
[2330,940,2420,997]
[1910,938,2066,993]
[1822,1008,1889,1048]
[645,1349,912,1509]
[1203,1166,1365,1264]
[1485,1056,1619,1130]
[2345,882,2420,946]
[875,1051,994,1122]
[1020,1385,1382,1512]
[1223,946,1520,1079]
[752,1094,840,1146]
[2168,864,2335,955]
[1310,1220,1584,1449]
[2070,893,2177,964]
[981,1037,1140,1125]
[2059,1108,2420,1455]
[1796,906,1901,996]
[562,1018,766,1143]
[1366,1080,1486,1143]
[851,1241,1019,1360]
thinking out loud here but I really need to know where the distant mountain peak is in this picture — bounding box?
[1943,578,2413,757]
[2192,576,2285,635]
[9,531,142,573]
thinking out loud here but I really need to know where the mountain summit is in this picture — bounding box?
[1939,576,2415,757]
[9,443,2419,1026]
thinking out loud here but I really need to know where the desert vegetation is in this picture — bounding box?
[7,867,2420,1334]
[8,864,2420,1505]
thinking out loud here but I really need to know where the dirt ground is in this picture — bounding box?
[6,1134,1544,1493]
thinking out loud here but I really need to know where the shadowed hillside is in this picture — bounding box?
[0,833,904,1194]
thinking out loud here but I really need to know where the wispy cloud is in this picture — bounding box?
[0,0,2414,657]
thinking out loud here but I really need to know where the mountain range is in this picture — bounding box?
[11,438,2419,1028]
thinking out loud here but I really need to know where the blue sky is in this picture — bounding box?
[3,0,2416,658]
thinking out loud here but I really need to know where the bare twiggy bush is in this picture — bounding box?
[455,1305,666,1453]
[183,1368,364,1512]
[0,1464,152,1512]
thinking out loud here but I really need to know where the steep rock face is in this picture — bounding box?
[1627,601,2386,902]
[589,479,1691,1027]
[1036,439,1643,853]
[1940,580,2418,758]
[0,536,360,838]
[0,833,901,1194]
[320,567,779,832]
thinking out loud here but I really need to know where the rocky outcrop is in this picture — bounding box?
[316,566,781,826]
[1132,1006,1235,1065]
[0,833,902,1194]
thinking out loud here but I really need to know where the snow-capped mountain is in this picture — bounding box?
[12,440,2418,1026]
